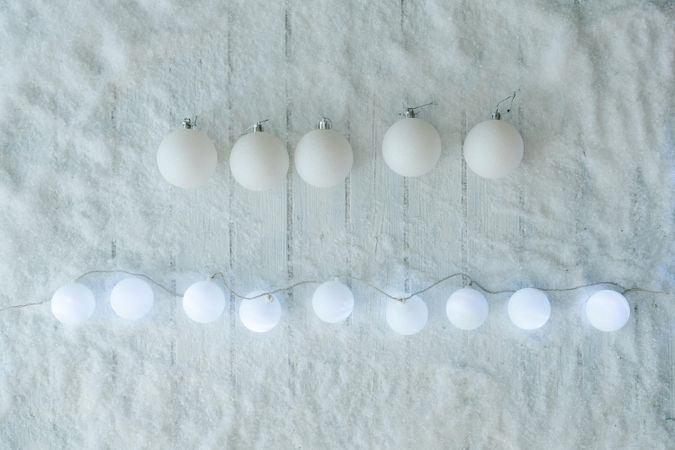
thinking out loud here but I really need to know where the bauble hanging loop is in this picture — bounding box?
[294,117,353,188]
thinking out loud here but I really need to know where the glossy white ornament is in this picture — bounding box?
[239,291,282,333]
[51,283,96,325]
[157,119,218,189]
[508,288,551,330]
[445,287,489,330]
[382,116,441,177]
[182,280,225,324]
[230,125,289,191]
[386,295,428,335]
[312,280,354,323]
[110,277,154,320]
[585,290,630,332]
[464,119,523,179]
[294,118,353,188]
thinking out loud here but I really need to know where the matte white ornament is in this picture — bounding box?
[382,110,441,177]
[294,118,353,188]
[585,290,630,332]
[182,280,225,324]
[312,280,354,323]
[157,118,218,189]
[508,288,551,330]
[386,295,428,335]
[110,277,154,320]
[51,283,96,325]
[464,118,523,179]
[446,287,489,330]
[230,122,289,191]
[239,291,282,333]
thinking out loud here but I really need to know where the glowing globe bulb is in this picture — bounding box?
[312,280,354,323]
[182,280,225,323]
[156,120,218,189]
[382,117,441,177]
[294,119,353,188]
[230,129,289,191]
[585,290,630,332]
[508,288,551,330]
[464,119,523,179]
[51,283,96,325]
[110,277,154,320]
[239,291,282,333]
[445,287,489,330]
[386,295,428,335]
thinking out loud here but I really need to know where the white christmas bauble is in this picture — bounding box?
[312,280,354,323]
[110,277,154,320]
[230,131,289,191]
[508,288,551,330]
[157,126,218,188]
[182,280,225,323]
[446,287,489,330]
[294,129,353,187]
[585,290,630,332]
[51,283,96,325]
[386,295,428,335]
[382,118,441,177]
[239,291,282,333]
[464,119,523,179]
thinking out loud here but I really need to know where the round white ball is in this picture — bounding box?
[182,280,225,324]
[51,283,96,325]
[446,287,489,330]
[464,119,523,179]
[508,288,551,330]
[294,129,353,187]
[382,118,441,177]
[312,280,354,323]
[230,131,289,191]
[110,277,154,321]
[386,295,428,335]
[157,128,218,188]
[239,291,282,333]
[585,290,630,332]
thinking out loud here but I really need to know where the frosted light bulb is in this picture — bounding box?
[312,280,354,323]
[386,295,428,335]
[508,288,551,330]
[585,290,630,332]
[446,287,489,330]
[182,280,225,323]
[156,118,218,189]
[239,291,282,333]
[294,118,353,188]
[51,283,96,325]
[464,119,523,179]
[382,112,441,177]
[110,277,154,320]
[230,122,289,191]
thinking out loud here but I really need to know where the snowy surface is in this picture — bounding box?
[0,0,674,448]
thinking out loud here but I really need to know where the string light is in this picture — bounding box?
[445,287,489,330]
[50,282,95,325]
[312,279,354,323]
[508,288,551,330]
[110,277,154,321]
[238,291,282,333]
[385,295,428,335]
[182,280,225,324]
[585,290,630,331]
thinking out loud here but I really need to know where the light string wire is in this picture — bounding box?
[0,269,668,313]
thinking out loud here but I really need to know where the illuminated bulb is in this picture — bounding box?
[182,280,225,323]
[51,283,96,325]
[585,290,630,331]
[386,295,428,335]
[110,277,154,320]
[382,110,441,177]
[294,118,353,188]
[464,118,523,179]
[446,287,489,330]
[230,122,289,191]
[239,291,282,332]
[157,118,218,188]
[312,280,354,323]
[508,288,551,330]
